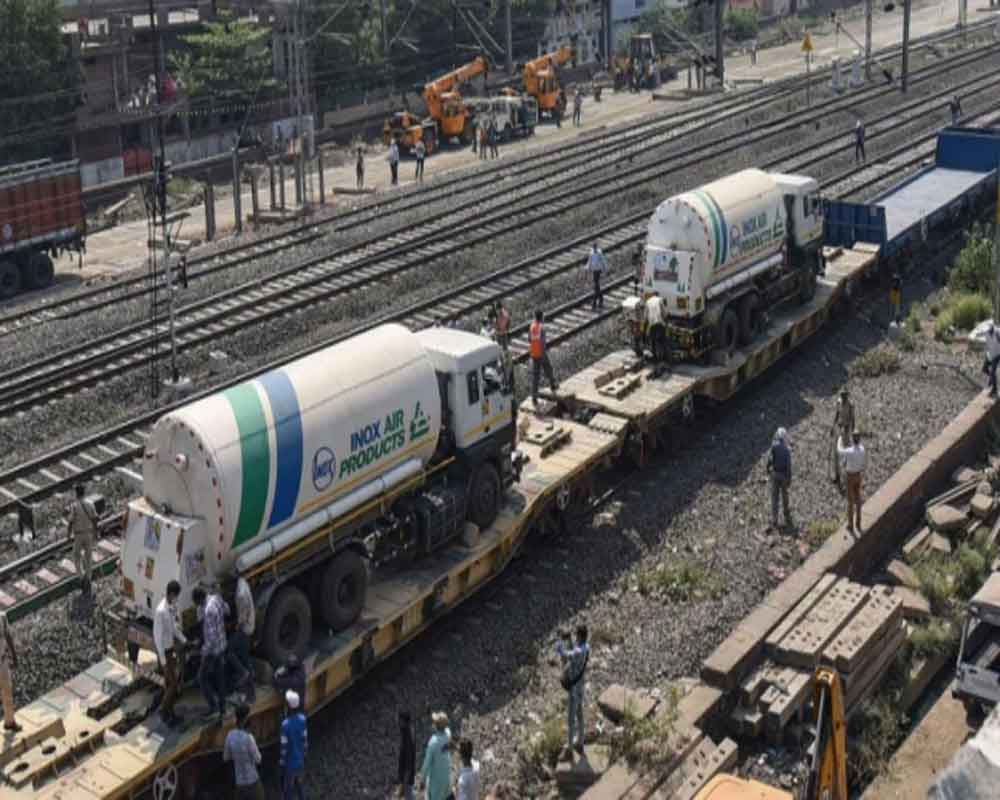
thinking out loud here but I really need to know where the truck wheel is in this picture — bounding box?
[717,308,740,355]
[468,462,501,530]
[262,585,312,667]
[318,549,368,631]
[23,252,54,291]
[738,294,760,345]
[0,261,22,300]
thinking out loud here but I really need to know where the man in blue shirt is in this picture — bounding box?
[767,427,793,531]
[556,625,590,759]
[280,690,307,800]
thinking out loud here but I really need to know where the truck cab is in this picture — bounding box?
[416,328,516,515]
[955,571,1000,714]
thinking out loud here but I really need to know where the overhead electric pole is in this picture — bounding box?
[714,0,725,86]
[865,0,873,80]
[505,0,513,75]
[901,0,911,92]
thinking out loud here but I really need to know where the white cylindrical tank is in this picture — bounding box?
[646,169,787,287]
[140,323,441,578]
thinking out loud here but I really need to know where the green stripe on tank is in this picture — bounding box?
[225,383,271,547]
[693,190,723,270]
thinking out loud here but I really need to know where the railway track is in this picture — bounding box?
[0,18,993,341]
[2,101,996,623]
[1,46,999,419]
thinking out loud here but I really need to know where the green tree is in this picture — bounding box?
[636,0,700,49]
[0,0,79,162]
[949,223,996,296]
[725,8,759,41]
[169,11,278,101]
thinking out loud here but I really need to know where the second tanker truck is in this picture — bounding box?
[625,168,825,360]
[118,324,518,666]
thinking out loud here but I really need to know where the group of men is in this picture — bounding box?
[767,388,867,535]
[473,116,502,160]
[397,711,483,800]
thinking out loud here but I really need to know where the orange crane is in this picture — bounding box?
[522,46,575,117]
[384,55,489,152]
[696,667,848,800]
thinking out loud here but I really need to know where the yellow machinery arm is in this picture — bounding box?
[695,667,848,800]
[523,46,575,112]
[423,55,490,122]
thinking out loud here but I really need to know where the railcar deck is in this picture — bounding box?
[542,245,879,441]
[0,418,621,799]
[878,166,994,242]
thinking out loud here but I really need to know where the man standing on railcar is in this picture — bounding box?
[529,310,558,405]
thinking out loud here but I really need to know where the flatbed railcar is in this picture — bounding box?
[1,128,998,800]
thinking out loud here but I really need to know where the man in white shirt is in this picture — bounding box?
[456,738,481,800]
[837,432,867,534]
[586,243,609,310]
[388,140,400,186]
[985,323,1000,398]
[228,576,256,703]
[153,580,187,726]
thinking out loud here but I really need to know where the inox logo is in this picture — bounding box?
[312,447,337,491]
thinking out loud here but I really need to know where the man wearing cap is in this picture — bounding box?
[280,690,308,800]
[767,428,793,531]
[68,482,98,595]
[273,653,306,704]
[419,712,452,800]
[831,389,856,489]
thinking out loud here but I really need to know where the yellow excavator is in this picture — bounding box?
[384,55,490,152]
[522,46,575,117]
[696,667,847,800]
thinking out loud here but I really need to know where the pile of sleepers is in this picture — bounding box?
[730,575,906,745]
[904,465,1000,565]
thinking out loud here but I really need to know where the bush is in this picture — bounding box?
[905,305,922,334]
[725,8,759,40]
[849,345,901,378]
[517,712,565,782]
[637,558,723,602]
[909,618,958,659]
[947,292,992,331]
[850,696,908,787]
[934,310,955,342]
[611,687,683,769]
[949,224,996,296]
[915,556,957,616]
[804,517,840,548]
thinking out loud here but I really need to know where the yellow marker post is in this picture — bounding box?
[803,33,814,107]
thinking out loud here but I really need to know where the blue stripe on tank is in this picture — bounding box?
[259,370,303,529]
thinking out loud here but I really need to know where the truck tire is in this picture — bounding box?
[737,293,760,345]
[23,252,54,291]
[717,307,740,355]
[0,261,22,300]
[262,585,312,666]
[318,549,368,631]
[468,461,501,530]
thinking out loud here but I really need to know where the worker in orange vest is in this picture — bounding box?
[529,309,558,406]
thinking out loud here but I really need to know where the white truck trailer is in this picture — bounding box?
[624,168,824,360]
[119,324,518,665]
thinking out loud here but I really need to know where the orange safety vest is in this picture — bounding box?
[529,320,544,359]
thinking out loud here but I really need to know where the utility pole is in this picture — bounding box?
[865,0,873,80]
[993,165,1000,322]
[714,0,725,86]
[147,0,179,395]
[379,0,392,92]
[959,0,968,32]
[505,0,513,76]
[901,0,911,92]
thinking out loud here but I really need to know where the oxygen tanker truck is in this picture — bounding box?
[118,324,517,666]
[623,168,825,360]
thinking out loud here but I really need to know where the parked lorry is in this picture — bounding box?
[469,95,538,140]
[120,323,517,666]
[623,168,823,360]
[0,159,85,299]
